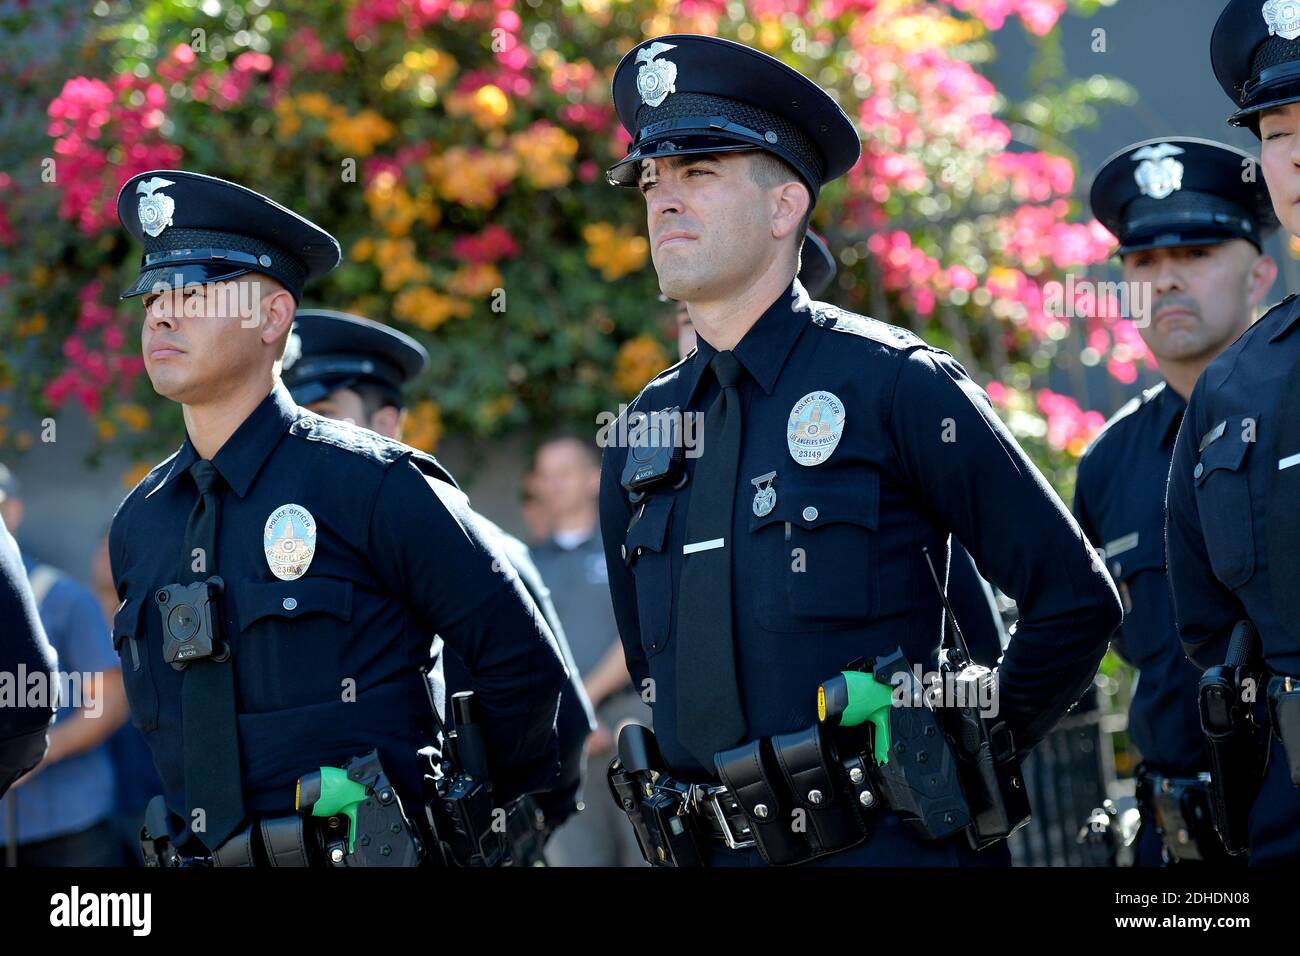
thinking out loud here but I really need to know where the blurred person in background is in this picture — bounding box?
[0,464,128,866]
[530,434,651,866]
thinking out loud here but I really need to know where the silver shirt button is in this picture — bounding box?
[802,506,818,522]
[282,597,298,611]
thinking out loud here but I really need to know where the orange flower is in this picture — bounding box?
[583,222,649,280]
[614,335,670,396]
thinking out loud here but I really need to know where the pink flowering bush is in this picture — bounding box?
[1,0,1131,491]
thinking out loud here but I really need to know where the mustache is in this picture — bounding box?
[1152,294,1201,319]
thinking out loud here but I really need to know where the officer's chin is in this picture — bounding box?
[145,363,198,404]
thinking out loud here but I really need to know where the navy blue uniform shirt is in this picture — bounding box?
[599,281,1122,863]
[1167,292,1300,864]
[1074,381,1206,777]
[109,382,566,833]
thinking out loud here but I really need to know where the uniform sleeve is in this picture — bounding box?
[1165,386,1242,670]
[368,457,566,801]
[0,515,56,795]
[599,435,649,690]
[1072,449,1132,665]
[890,349,1122,751]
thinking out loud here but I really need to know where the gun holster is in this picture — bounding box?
[1197,622,1266,857]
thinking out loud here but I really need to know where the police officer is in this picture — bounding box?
[676,235,1009,668]
[280,308,596,849]
[0,509,56,800]
[1165,0,1300,865]
[1080,137,1278,865]
[599,35,1122,866]
[110,170,566,864]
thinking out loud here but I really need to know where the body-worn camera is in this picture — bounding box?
[154,578,227,670]
[620,405,688,497]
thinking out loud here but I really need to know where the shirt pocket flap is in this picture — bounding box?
[111,596,146,653]
[1195,418,1253,484]
[235,577,354,629]
[748,470,880,533]
[623,495,675,565]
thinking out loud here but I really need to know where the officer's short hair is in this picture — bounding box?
[747,151,814,244]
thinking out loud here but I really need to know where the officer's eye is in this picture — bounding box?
[685,167,713,176]
[639,180,658,194]
[1264,128,1291,141]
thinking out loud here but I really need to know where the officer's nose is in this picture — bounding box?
[144,291,180,330]
[1152,256,1184,296]
[647,178,685,224]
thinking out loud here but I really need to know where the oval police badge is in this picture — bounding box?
[264,504,317,581]
[787,391,846,466]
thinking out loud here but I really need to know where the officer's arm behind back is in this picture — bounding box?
[890,348,1122,750]
[1071,442,1132,666]
[369,456,566,801]
[1165,385,1240,670]
[598,436,649,691]
[0,512,57,797]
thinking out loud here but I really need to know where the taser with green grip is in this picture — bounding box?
[296,765,368,853]
[816,647,972,842]
[818,670,894,765]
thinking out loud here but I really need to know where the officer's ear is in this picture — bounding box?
[251,276,296,348]
[771,179,811,244]
[1246,252,1279,309]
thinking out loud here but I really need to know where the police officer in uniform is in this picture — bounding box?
[110,170,566,864]
[1165,0,1300,866]
[599,35,1122,866]
[0,510,56,800]
[280,308,596,848]
[677,234,1010,668]
[1080,137,1278,865]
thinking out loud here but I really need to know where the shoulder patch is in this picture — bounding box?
[809,305,926,350]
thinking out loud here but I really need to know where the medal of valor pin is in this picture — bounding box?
[787,391,846,466]
[751,471,777,517]
[264,503,317,581]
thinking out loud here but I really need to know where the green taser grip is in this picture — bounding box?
[818,671,894,766]
[296,765,368,853]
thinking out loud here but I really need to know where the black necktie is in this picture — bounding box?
[1268,361,1300,640]
[181,459,245,850]
[676,350,748,766]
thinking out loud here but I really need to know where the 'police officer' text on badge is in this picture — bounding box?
[787,391,846,466]
[264,503,317,581]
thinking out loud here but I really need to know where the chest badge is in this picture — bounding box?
[787,390,846,466]
[751,471,778,517]
[264,503,317,581]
